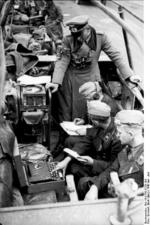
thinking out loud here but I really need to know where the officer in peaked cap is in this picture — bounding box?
[48,12,139,124]
[66,15,89,26]
[65,15,89,33]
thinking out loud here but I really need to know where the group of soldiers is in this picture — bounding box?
[0,0,144,206]
[46,12,143,201]
[53,81,144,200]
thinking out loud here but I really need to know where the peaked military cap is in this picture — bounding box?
[87,101,111,120]
[115,110,144,126]
[65,15,89,26]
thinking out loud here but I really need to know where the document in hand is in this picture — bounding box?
[60,121,92,136]
[63,148,88,162]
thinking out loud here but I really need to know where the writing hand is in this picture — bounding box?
[73,118,85,125]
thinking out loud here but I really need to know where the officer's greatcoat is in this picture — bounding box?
[52,32,133,122]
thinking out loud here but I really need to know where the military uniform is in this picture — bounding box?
[78,110,144,199]
[52,16,133,122]
[66,118,121,186]
[101,93,120,117]
[81,144,144,194]
[79,81,120,117]
[43,1,63,41]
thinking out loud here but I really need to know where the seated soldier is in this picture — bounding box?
[79,81,121,117]
[42,0,63,42]
[78,110,144,200]
[54,81,121,159]
[66,80,121,135]
[54,101,122,187]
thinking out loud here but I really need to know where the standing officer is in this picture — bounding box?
[48,15,140,122]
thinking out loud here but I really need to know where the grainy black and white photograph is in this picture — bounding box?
[0,0,146,224]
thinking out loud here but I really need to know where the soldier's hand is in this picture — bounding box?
[52,156,71,175]
[73,118,85,125]
[84,185,98,201]
[46,83,59,93]
[53,160,67,172]
[77,156,94,165]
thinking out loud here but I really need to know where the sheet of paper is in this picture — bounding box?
[60,121,92,136]
[38,55,57,62]
[63,148,88,162]
[17,75,51,85]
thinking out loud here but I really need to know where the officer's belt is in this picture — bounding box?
[70,58,91,69]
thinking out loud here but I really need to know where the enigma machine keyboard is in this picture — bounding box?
[27,161,63,183]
